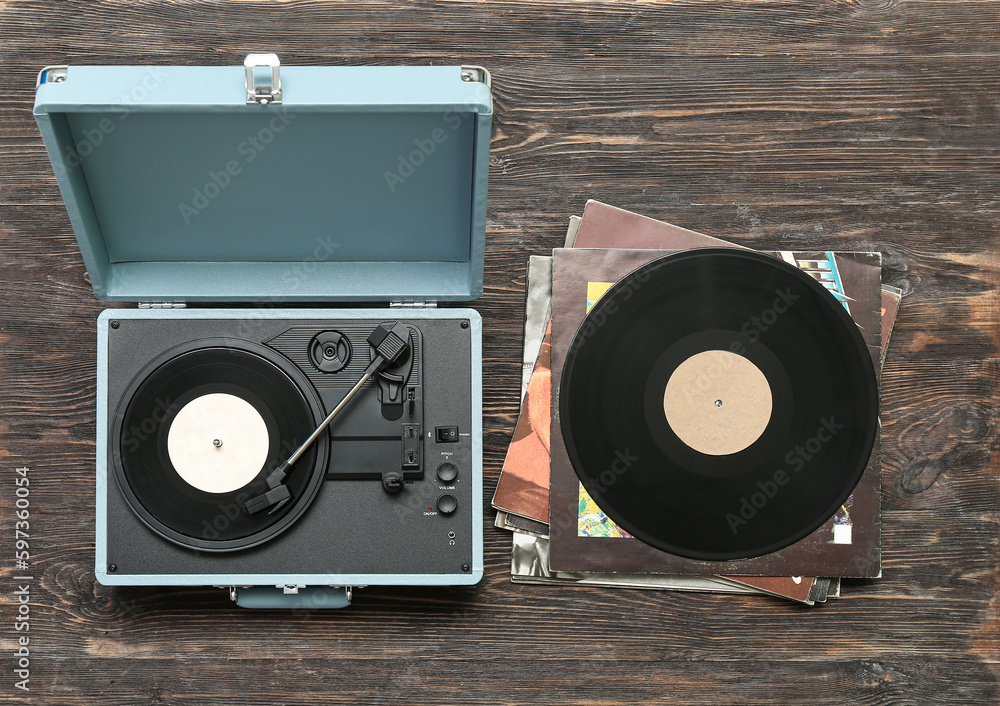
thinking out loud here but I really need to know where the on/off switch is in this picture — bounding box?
[435,426,459,443]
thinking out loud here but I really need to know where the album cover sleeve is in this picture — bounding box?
[521,255,555,398]
[548,247,883,578]
[495,510,550,538]
[880,285,903,363]
[491,319,554,524]
[574,200,750,251]
[492,218,580,523]
[520,216,581,396]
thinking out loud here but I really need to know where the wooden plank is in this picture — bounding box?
[1,0,998,701]
[14,657,1000,704]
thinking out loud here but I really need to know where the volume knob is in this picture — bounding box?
[437,493,458,515]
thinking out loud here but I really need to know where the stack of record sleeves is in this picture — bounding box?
[492,201,902,605]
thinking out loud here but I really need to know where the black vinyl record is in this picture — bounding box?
[112,339,328,552]
[559,248,879,561]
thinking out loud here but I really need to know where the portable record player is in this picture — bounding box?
[33,54,492,608]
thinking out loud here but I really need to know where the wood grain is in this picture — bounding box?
[1,0,999,703]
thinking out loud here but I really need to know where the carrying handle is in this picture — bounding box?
[232,586,352,609]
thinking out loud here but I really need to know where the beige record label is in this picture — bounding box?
[663,349,772,456]
[166,393,270,494]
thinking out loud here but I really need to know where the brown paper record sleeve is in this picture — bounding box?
[547,247,883,578]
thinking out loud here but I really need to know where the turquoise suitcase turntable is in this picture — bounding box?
[34,54,492,609]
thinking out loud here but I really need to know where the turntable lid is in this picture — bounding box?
[33,60,492,303]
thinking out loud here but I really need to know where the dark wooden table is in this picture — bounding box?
[2,1,998,703]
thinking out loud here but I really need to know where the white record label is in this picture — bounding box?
[663,349,773,456]
[166,393,270,494]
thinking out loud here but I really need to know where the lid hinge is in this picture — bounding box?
[138,301,187,309]
[36,65,68,88]
[389,301,438,308]
[460,65,492,89]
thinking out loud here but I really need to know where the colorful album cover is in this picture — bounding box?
[547,246,884,578]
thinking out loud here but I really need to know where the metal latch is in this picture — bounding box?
[245,53,282,105]
[138,302,187,309]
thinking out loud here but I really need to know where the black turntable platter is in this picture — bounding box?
[111,338,329,552]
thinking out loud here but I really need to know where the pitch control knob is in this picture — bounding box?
[437,493,458,515]
[436,462,458,483]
